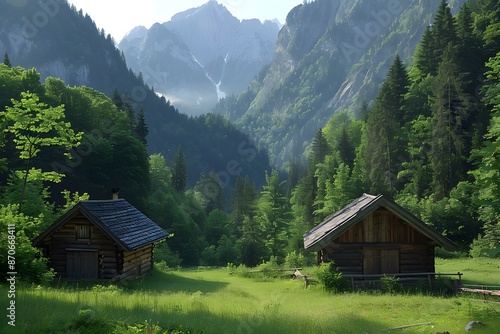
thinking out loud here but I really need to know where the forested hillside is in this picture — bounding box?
[0,63,268,277]
[213,0,466,166]
[287,0,500,258]
[0,0,272,188]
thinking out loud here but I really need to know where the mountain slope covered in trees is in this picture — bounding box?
[286,0,500,259]
[0,0,272,189]
[213,0,466,166]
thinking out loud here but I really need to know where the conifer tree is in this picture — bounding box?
[134,105,148,145]
[111,89,123,111]
[257,169,290,260]
[171,145,187,193]
[230,175,257,234]
[122,92,136,127]
[414,1,458,78]
[430,45,470,199]
[3,52,11,67]
[414,26,436,78]
[472,52,500,252]
[365,55,409,196]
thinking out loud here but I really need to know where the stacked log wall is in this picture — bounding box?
[38,214,118,279]
[323,209,435,275]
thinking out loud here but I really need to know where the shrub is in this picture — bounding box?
[0,204,55,284]
[380,275,402,294]
[154,242,182,267]
[470,235,500,258]
[284,251,305,268]
[315,262,345,292]
[256,256,281,278]
[226,263,251,278]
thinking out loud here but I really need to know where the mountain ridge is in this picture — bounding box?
[119,0,280,115]
[0,0,272,190]
[213,0,466,167]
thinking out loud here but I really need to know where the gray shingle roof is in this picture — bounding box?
[34,199,168,251]
[303,194,458,252]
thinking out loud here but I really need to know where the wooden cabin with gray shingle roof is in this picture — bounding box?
[33,199,168,281]
[304,194,458,279]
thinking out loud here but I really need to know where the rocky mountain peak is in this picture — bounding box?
[120,1,280,115]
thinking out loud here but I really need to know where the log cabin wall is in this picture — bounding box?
[320,208,435,275]
[120,244,154,281]
[38,213,118,279]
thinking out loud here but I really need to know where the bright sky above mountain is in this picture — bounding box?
[67,0,302,41]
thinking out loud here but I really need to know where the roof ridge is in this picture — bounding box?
[306,194,380,235]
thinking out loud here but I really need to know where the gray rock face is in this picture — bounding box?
[119,0,280,115]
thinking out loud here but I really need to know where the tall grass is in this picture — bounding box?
[1,259,499,333]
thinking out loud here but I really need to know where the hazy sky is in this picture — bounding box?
[67,0,302,41]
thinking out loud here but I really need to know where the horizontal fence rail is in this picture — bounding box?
[342,272,463,290]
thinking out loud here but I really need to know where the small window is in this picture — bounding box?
[77,225,91,239]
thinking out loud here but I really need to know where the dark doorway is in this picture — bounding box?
[67,250,98,279]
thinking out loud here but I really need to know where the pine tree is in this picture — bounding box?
[111,89,123,111]
[122,92,136,127]
[432,0,458,55]
[309,129,330,167]
[171,145,187,193]
[134,105,148,145]
[257,169,290,260]
[430,45,470,199]
[472,52,500,251]
[365,56,409,196]
[414,1,458,78]
[3,52,12,67]
[414,26,437,78]
[230,175,257,234]
[456,3,484,93]
[337,127,355,167]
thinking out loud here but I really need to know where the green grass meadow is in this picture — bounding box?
[1,258,499,334]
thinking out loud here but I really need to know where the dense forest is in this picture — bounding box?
[0,1,272,190]
[212,0,467,167]
[1,0,500,284]
[285,0,500,259]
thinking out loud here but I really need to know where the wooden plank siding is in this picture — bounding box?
[321,209,436,276]
[122,244,154,279]
[37,214,138,280]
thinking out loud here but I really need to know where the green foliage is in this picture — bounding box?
[380,275,402,294]
[171,145,187,193]
[1,91,83,210]
[284,251,313,268]
[0,204,55,283]
[257,170,291,260]
[471,52,500,254]
[469,236,500,258]
[154,242,182,268]
[315,262,345,293]
[365,55,409,196]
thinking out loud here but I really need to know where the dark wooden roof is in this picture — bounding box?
[33,199,168,251]
[303,194,459,252]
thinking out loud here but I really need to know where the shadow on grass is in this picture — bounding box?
[2,283,500,334]
[1,287,391,334]
[125,268,229,294]
[48,268,229,294]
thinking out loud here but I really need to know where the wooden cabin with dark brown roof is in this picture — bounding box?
[303,194,458,279]
[33,199,168,281]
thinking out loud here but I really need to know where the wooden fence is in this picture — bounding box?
[342,272,463,290]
